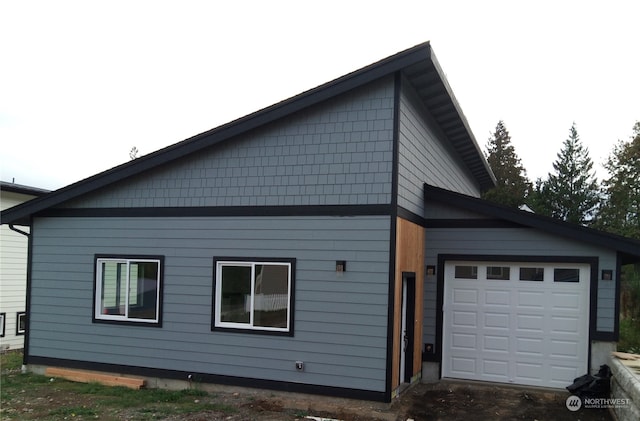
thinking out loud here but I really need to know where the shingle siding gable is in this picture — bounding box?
[63,77,395,209]
[397,77,481,216]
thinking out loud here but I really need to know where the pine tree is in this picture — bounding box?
[542,123,599,225]
[594,122,640,239]
[482,121,530,208]
[527,178,554,216]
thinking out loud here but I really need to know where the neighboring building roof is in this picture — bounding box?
[1,42,495,226]
[0,181,50,197]
[424,183,640,264]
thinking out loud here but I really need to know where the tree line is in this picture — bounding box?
[483,120,640,240]
[483,120,640,351]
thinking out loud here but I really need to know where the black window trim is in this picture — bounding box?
[211,256,296,337]
[92,254,165,328]
[16,311,26,336]
[0,312,5,337]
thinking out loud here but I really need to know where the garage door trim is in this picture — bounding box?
[434,254,598,381]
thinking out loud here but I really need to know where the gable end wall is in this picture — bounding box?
[397,76,481,217]
[63,77,395,209]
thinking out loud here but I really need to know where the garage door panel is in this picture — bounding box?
[484,335,509,352]
[516,314,544,332]
[484,312,509,328]
[514,361,544,382]
[515,337,544,356]
[450,356,476,376]
[550,316,580,333]
[482,359,509,378]
[549,339,580,358]
[451,332,477,350]
[551,293,581,310]
[484,289,510,305]
[451,310,477,327]
[452,288,478,304]
[443,261,589,389]
[517,290,546,308]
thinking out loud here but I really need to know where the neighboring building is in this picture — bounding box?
[2,42,640,402]
[0,181,49,350]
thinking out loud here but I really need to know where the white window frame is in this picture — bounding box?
[95,257,162,324]
[16,312,26,335]
[214,260,292,333]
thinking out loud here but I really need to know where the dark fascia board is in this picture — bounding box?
[0,41,492,226]
[0,181,49,197]
[424,183,640,264]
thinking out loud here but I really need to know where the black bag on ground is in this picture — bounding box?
[566,364,611,399]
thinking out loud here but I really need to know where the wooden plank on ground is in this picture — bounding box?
[45,367,145,389]
[612,351,640,361]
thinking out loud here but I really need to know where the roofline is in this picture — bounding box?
[0,181,50,197]
[427,53,496,187]
[424,183,640,263]
[2,42,494,225]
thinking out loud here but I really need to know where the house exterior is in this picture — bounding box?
[0,181,49,350]
[2,42,639,402]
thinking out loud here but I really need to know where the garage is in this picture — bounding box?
[442,261,590,388]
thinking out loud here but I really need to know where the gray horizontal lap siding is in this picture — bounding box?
[29,215,391,392]
[63,77,395,209]
[423,227,617,346]
[397,77,481,216]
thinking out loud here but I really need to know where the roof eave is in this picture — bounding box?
[0,181,50,197]
[424,183,640,262]
[427,51,496,190]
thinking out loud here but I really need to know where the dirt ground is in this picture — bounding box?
[157,380,615,421]
[394,381,613,421]
[2,368,615,421]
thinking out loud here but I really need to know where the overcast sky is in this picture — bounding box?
[1,0,638,191]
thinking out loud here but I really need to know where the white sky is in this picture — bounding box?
[1,0,638,191]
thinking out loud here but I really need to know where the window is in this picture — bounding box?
[520,267,544,281]
[16,312,26,335]
[454,265,477,279]
[0,313,5,337]
[487,266,510,280]
[214,258,294,334]
[94,256,163,325]
[554,268,580,283]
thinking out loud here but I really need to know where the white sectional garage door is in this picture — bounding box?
[442,261,590,388]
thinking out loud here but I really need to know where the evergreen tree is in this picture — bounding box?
[482,121,530,208]
[539,123,599,225]
[527,178,554,216]
[594,122,640,239]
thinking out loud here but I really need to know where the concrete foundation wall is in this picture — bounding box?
[591,342,616,373]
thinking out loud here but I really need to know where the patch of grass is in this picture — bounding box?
[1,353,240,420]
[1,372,46,403]
[137,402,236,417]
[618,318,640,353]
[0,350,23,370]
[71,381,131,395]
[48,406,98,417]
[294,409,310,417]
